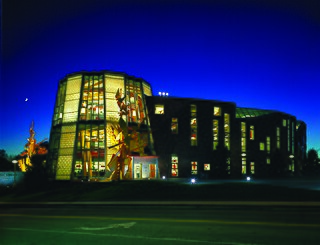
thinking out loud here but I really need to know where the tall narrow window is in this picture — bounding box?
[171,118,178,134]
[283,119,286,127]
[214,107,221,116]
[241,122,246,152]
[125,80,146,123]
[242,157,246,174]
[250,126,254,140]
[213,120,219,150]
[80,76,105,121]
[266,136,271,153]
[191,104,197,117]
[191,161,197,175]
[191,105,197,146]
[292,122,295,154]
[260,142,265,151]
[171,155,178,177]
[75,124,105,178]
[287,119,290,152]
[250,162,255,174]
[276,127,280,149]
[224,113,230,150]
[204,163,210,171]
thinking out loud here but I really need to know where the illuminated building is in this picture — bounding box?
[48,71,158,181]
[234,108,306,177]
[146,97,307,178]
[48,70,307,180]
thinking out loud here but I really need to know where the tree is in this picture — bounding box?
[0,149,13,171]
[24,153,49,188]
[304,148,320,175]
[212,145,230,179]
[307,149,319,166]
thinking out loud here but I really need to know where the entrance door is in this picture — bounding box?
[134,164,142,179]
[149,164,156,178]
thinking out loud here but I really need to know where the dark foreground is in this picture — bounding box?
[1,204,320,245]
[1,178,320,203]
[1,179,320,244]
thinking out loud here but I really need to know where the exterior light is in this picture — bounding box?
[246,176,251,181]
[241,153,246,157]
[158,92,169,97]
[289,155,294,159]
[162,176,166,180]
[191,178,196,184]
[12,160,18,186]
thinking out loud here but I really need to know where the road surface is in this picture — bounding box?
[1,204,320,244]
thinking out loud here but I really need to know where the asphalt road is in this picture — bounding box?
[1,204,320,245]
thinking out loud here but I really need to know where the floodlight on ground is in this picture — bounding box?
[191,178,196,184]
[246,176,251,181]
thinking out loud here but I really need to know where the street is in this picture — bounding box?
[1,204,320,244]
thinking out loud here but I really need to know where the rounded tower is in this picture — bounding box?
[48,71,158,181]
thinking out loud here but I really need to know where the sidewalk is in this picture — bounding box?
[2,200,320,206]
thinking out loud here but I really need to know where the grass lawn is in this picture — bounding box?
[1,179,320,202]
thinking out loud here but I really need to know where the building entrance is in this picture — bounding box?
[134,164,142,179]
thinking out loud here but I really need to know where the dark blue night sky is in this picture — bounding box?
[1,0,320,156]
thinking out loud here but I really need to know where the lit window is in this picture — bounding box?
[191,104,197,117]
[214,107,221,116]
[276,127,280,149]
[213,120,219,150]
[260,142,265,151]
[191,161,197,175]
[241,122,246,152]
[287,119,290,151]
[291,162,295,172]
[267,158,271,165]
[191,118,197,146]
[292,122,294,154]
[242,157,246,174]
[171,118,178,134]
[155,104,164,114]
[250,126,254,140]
[283,119,286,127]
[266,136,271,153]
[224,113,230,150]
[171,155,178,177]
[204,163,210,171]
[250,162,255,174]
